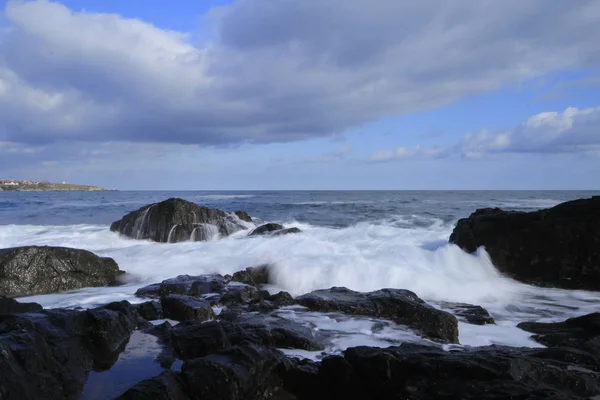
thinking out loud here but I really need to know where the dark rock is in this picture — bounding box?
[0,245,123,297]
[518,312,600,354]
[172,315,323,361]
[286,344,600,400]
[0,301,140,399]
[235,211,253,223]
[135,274,229,299]
[181,344,291,400]
[0,296,43,314]
[249,223,285,236]
[143,321,176,368]
[296,287,459,344]
[449,196,600,290]
[220,282,261,306]
[160,295,215,322]
[268,291,295,306]
[110,197,250,243]
[115,371,190,400]
[440,301,495,325]
[282,358,320,399]
[272,227,302,236]
[135,283,162,299]
[231,265,271,287]
[135,301,163,321]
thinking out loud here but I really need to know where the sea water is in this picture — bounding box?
[1,190,600,359]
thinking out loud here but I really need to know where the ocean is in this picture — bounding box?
[2,190,600,357]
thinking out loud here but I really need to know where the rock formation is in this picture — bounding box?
[450,196,600,290]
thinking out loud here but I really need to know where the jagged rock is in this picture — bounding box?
[172,315,323,361]
[235,211,253,223]
[220,283,261,306]
[180,344,292,400]
[114,371,190,400]
[135,301,163,321]
[110,198,251,243]
[0,245,123,297]
[296,287,459,344]
[0,301,142,399]
[135,274,229,299]
[518,312,600,355]
[160,295,214,322]
[248,291,295,313]
[449,196,600,290]
[284,344,600,399]
[0,297,43,314]
[440,301,495,325]
[231,265,271,287]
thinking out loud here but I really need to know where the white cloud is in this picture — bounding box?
[460,106,600,157]
[0,0,600,149]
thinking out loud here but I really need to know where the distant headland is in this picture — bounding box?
[0,179,111,192]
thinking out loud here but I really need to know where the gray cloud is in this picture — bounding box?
[1,0,600,148]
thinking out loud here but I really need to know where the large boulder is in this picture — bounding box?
[296,287,459,344]
[0,246,123,297]
[160,294,215,322]
[449,196,600,290]
[110,198,252,243]
[284,343,600,399]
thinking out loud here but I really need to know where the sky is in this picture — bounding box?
[0,0,599,190]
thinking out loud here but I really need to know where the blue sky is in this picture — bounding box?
[0,0,599,190]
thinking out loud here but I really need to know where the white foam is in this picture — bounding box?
[3,219,600,350]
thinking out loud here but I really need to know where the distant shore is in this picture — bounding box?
[0,180,111,192]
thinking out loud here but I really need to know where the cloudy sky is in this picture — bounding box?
[1,0,599,190]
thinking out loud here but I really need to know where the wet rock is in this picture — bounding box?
[143,321,176,368]
[160,295,215,322]
[172,315,323,361]
[248,291,295,313]
[272,227,302,236]
[220,282,261,306]
[0,296,43,314]
[518,312,600,354]
[135,274,229,299]
[0,245,123,297]
[249,223,285,236]
[296,287,459,343]
[285,344,600,400]
[232,265,271,287]
[235,211,253,223]
[449,196,600,290]
[268,291,295,306]
[181,344,291,400]
[110,197,251,243]
[440,301,495,325]
[135,301,163,321]
[115,371,189,400]
[0,301,140,399]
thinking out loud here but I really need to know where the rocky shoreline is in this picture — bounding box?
[1,196,599,399]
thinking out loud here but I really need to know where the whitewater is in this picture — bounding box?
[1,190,600,358]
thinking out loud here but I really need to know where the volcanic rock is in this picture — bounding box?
[0,297,43,314]
[0,245,123,297]
[449,196,600,290]
[110,197,251,243]
[296,287,459,343]
[160,294,215,322]
[115,371,189,400]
